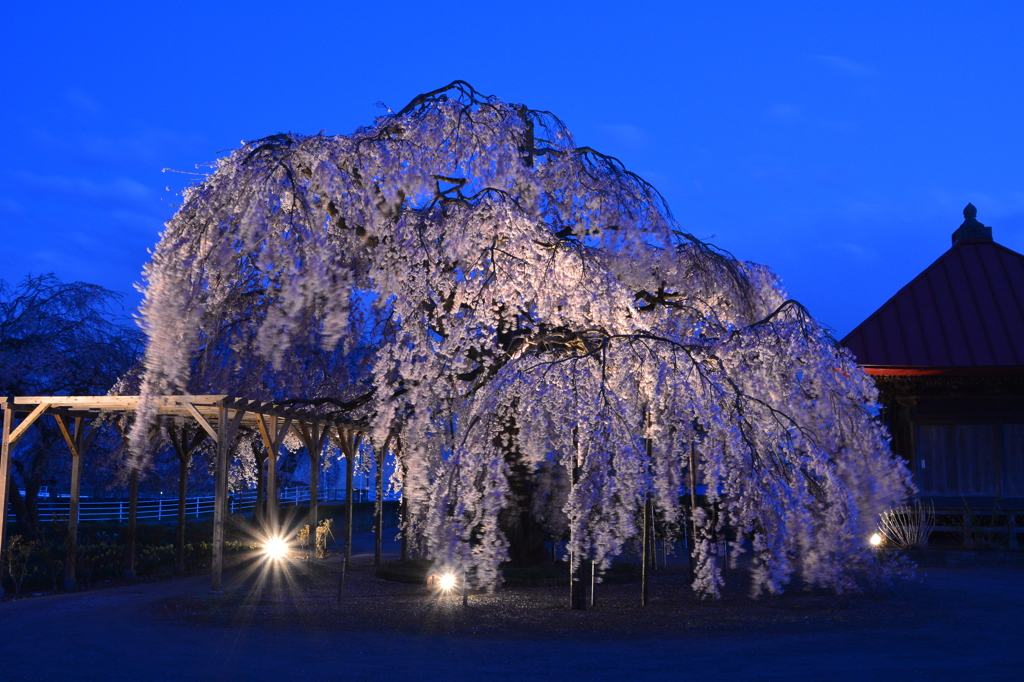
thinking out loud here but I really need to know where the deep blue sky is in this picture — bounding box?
[3,1,1023,336]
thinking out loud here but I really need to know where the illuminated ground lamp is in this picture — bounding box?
[427,569,469,606]
[427,571,458,592]
[263,536,290,561]
[869,533,884,548]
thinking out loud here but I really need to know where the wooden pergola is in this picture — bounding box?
[0,395,367,592]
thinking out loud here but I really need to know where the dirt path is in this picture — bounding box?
[1,535,1021,681]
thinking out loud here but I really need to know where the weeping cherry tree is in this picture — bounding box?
[134,82,911,597]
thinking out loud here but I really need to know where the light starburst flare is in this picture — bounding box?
[263,536,290,561]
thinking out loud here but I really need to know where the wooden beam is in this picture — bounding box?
[53,413,79,457]
[8,402,51,447]
[184,402,219,443]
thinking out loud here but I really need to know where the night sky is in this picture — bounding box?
[3,1,1023,336]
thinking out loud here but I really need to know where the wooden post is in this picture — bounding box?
[374,444,384,567]
[399,454,409,561]
[251,441,266,525]
[341,430,357,570]
[212,404,229,590]
[54,416,92,591]
[589,559,596,608]
[166,423,205,575]
[295,421,328,563]
[124,467,139,580]
[688,441,699,581]
[0,401,13,598]
[210,402,244,591]
[569,427,583,610]
[308,425,319,563]
[641,433,654,606]
[65,417,83,585]
[256,414,289,535]
[175,450,188,573]
[641,497,650,606]
[569,549,581,610]
[266,427,278,531]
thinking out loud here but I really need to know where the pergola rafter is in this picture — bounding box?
[0,395,367,593]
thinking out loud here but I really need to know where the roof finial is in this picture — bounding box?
[952,202,991,244]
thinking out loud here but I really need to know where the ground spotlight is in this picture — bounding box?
[263,536,290,561]
[869,533,883,547]
[439,572,457,592]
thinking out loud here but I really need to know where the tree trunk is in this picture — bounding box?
[22,478,41,541]
[6,481,30,539]
[374,446,383,567]
[497,408,549,567]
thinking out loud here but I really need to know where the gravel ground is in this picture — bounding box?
[0,531,1022,681]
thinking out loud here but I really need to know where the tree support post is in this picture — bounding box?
[569,427,584,610]
[345,438,355,568]
[641,497,651,607]
[688,442,699,582]
[374,443,385,567]
[399,456,407,557]
[569,550,582,610]
[589,559,596,608]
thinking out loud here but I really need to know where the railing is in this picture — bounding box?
[928,507,1022,549]
[8,486,400,523]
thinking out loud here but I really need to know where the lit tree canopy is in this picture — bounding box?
[136,82,911,596]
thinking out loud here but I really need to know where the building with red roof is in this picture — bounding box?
[842,204,1024,506]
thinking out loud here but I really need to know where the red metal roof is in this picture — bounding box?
[841,206,1024,373]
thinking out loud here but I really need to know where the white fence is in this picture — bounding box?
[8,486,400,523]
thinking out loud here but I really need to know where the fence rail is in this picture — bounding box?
[928,507,1022,549]
[8,487,400,524]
